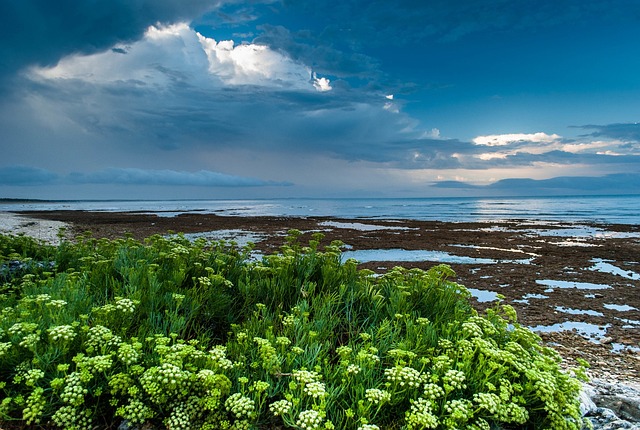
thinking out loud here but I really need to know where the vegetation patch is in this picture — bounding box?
[0,231,588,429]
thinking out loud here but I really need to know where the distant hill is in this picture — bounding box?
[433,173,640,195]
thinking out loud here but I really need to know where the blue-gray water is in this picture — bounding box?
[1,195,639,224]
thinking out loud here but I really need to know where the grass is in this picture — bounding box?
[0,231,588,429]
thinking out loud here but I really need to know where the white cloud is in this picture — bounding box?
[383,101,399,113]
[476,152,509,160]
[30,23,328,92]
[312,73,332,92]
[197,33,330,91]
[472,132,561,146]
[420,128,441,139]
[559,139,640,155]
[30,23,212,88]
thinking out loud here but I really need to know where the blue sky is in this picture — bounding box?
[1,0,639,199]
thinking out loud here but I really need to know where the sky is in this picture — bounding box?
[1,0,639,200]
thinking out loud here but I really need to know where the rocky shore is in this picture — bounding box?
[2,210,639,427]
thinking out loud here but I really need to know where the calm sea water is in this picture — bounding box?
[1,195,639,224]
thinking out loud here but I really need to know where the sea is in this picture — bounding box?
[2,194,640,225]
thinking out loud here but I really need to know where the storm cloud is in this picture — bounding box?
[0,0,216,88]
[1,1,639,198]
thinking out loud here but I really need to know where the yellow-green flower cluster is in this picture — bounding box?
[442,369,466,392]
[384,365,423,388]
[356,347,380,366]
[225,392,255,419]
[115,297,137,313]
[23,369,44,387]
[33,293,51,303]
[117,342,140,365]
[85,325,114,349]
[252,380,270,393]
[116,398,153,425]
[209,345,233,370]
[22,387,46,424]
[345,364,361,375]
[52,405,93,430]
[276,336,291,347]
[8,322,37,336]
[444,398,473,421]
[304,380,327,399]
[0,341,10,357]
[431,355,452,372]
[364,388,391,404]
[164,397,200,430]
[79,354,113,374]
[296,409,323,430]
[405,397,438,429]
[293,369,322,385]
[461,321,483,338]
[269,399,293,416]
[60,372,88,406]
[527,368,557,402]
[139,362,189,404]
[423,383,445,400]
[46,299,68,308]
[473,392,500,414]
[253,337,280,373]
[19,333,40,349]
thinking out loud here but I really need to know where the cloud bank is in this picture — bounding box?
[0,167,288,188]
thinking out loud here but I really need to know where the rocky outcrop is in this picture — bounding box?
[582,379,640,429]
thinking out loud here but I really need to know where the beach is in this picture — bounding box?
[3,210,639,387]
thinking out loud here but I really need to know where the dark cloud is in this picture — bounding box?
[0,166,59,186]
[575,123,640,143]
[68,168,290,187]
[0,0,216,87]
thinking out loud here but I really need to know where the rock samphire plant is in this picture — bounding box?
[0,231,588,429]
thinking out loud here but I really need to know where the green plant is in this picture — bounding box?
[0,231,588,429]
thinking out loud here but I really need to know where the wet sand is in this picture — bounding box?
[10,210,640,385]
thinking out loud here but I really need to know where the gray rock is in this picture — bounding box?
[582,384,599,416]
[583,379,640,429]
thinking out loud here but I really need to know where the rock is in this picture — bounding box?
[582,384,599,416]
[585,407,640,429]
[584,379,640,429]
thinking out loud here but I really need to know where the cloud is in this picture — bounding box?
[13,23,426,166]
[33,22,332,93]
[472,132,561,146]
[3,6,638,195]
[0,0,217,89]
[68,168,290,187]
[197,31,330,90]
[575,123,640,143]
[0,166,59,186]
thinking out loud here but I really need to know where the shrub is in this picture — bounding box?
[0,231,587,429]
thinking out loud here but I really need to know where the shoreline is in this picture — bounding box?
[2,210,639,387]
